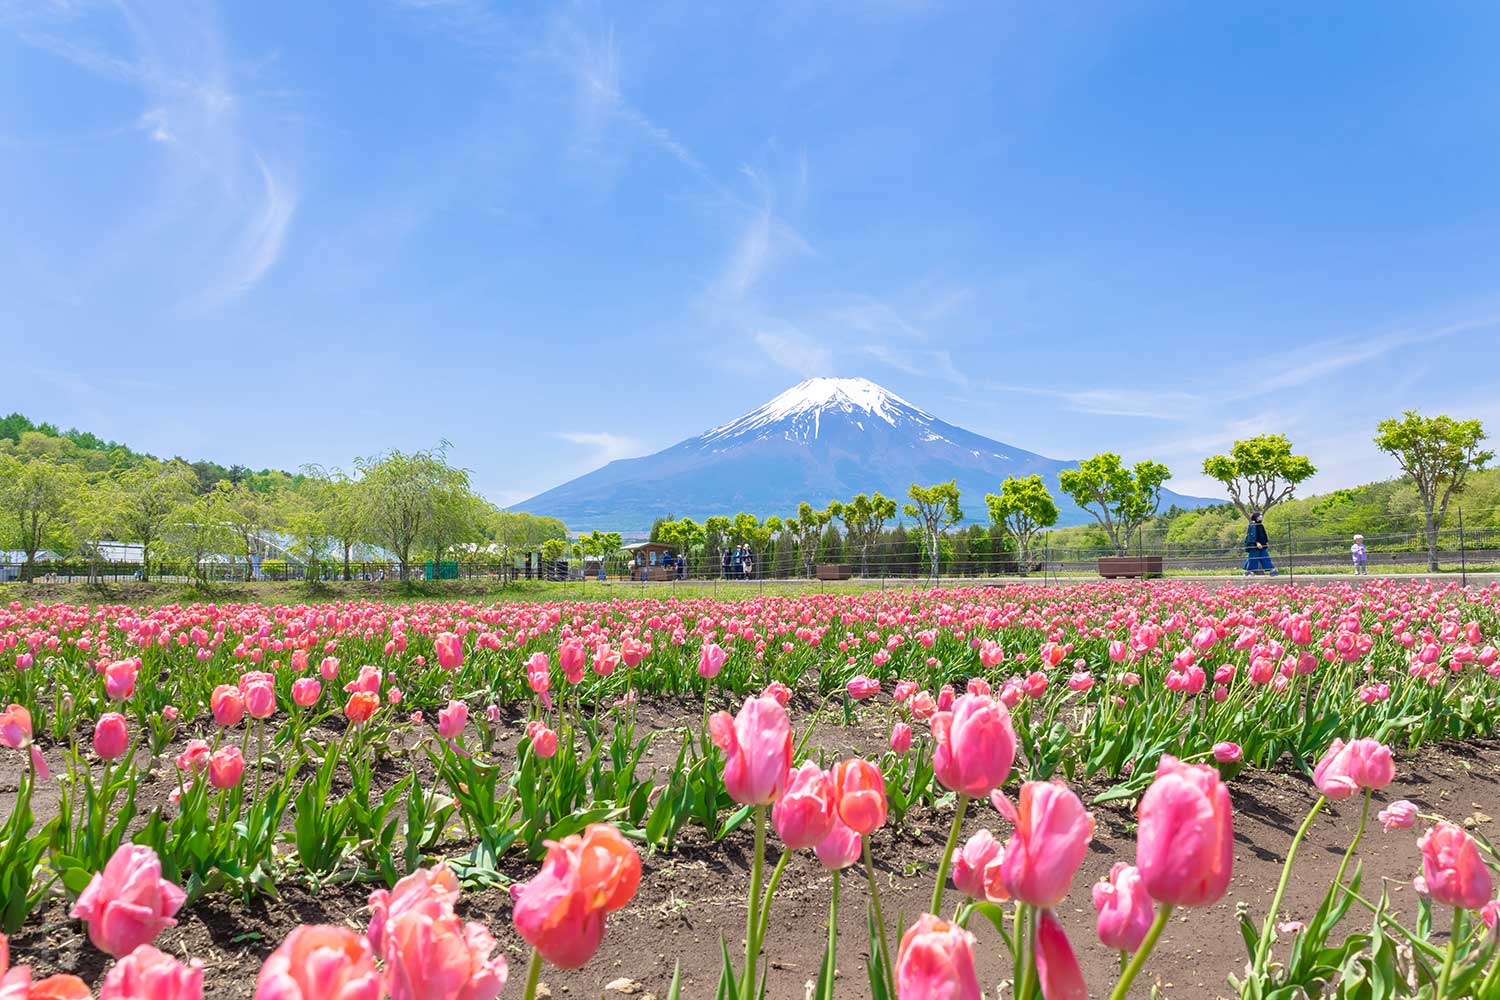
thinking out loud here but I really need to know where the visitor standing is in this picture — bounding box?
[1242,510,1277,576]
[1351,534,1368,575]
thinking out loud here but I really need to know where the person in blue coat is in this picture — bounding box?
[1242,510,1277,576]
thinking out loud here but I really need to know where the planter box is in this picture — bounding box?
[1097,556,1163,579]
[815,564,853,581]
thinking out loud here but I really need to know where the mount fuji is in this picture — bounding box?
[513,377,1220,532]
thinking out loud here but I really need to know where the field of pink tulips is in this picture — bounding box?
[3,579,1500,998]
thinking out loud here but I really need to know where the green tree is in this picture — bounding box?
[285,470,337,582]
[168,483,236,585]
[0,455,78,581]
[1374,412,1493,571]
[829,492,898,577]
[1202,434,1316,518]
[117,460,198,581]
[985,475,1058,574]
[903,481,963,579]
[355,447,472,581]
[1058,454,1170,556]
[220,481,281,579]
[68,474,122,583]
[786,503,831,577]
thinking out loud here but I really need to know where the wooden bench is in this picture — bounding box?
[1097,556,1163,579]
[815,564,853,581]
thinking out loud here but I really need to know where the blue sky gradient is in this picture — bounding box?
[3,1,1498,506]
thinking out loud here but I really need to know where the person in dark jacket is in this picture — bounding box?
[1242,510,1277,576]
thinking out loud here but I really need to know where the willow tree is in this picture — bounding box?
[0,454,78,581]
[117,460,198,581]
[355,447,473,582]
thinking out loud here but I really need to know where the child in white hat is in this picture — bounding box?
[1351,534,1368,575]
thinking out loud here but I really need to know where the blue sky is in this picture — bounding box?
[3,1,1498,507]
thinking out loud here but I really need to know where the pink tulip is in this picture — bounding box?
[813,816,863,870]
[211,685,244,727]
[895,913,980,1000]
[104,659,139,701]
[1092,863,1154,952]
[832,758,887,835]
[889,722,913,753]
[342,665,381,695]
[1034,910,1088,1000]
[175,740,210,775]
[698,642,727,679]
[209,747,245,789]
[434,632,463,671]
[71,844,187,958]
[1212,741,1242,763]
[319,656,340,681]
[847,675,880,700]
[1312,738,1395,800]
[511,825,640,969]
[1136,755,1233,907]
[1108,640,1128,662]
[761,680,791,706]
[931,693,1016,798]
[254,925,382,1000]
[997,781,1093,907]
[559,639,587,683]
[709,696,792,806]
[93,712,130,762]
[772,762,835,850]
[1378,800,1418,831]
[1419,822,1493,910]
[100,945,204,1000]
[242,679,277,720]
[592,645,620,677]
[0,703,30,750]
[368,866,460,956]
[951,829,1002,901]
[526,721,558,758]
[291,678,321,707]
[437,701,468,740]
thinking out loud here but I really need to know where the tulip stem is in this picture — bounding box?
[1015,905,1038,1000]
[863,836,895,987]
[1331,791,1370,892]
[521,948,543,1000]
[824,867,841,987]
[1254,795,1325,974]
[755,848,791,946]
[1107,903,1173,1000]
[743,805,767,1000]
[930,793,969,916]
[1436,908,1463,1000]
[1476,935,1500,998]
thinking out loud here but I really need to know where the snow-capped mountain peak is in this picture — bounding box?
[701,377,931,444]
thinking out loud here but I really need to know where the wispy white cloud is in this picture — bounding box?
[555,430,643,463]
[753,329,834,376]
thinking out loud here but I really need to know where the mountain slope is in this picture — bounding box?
[514,377,1220,532]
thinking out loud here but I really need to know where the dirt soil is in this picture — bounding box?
[8,699,1497,1000]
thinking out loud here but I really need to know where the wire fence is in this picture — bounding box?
[5,512,1497,589]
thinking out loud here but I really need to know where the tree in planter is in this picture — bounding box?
[117,460,198,581]
[1374,412,1492,571]
[828,492,897,578]
[0,455,78,581]
[1202,435,1316,519]
[1057,454,1170,556]
[354,448,472,582]
[903,481,962,580]
[985,475,1058,575]
[788,503,832,577]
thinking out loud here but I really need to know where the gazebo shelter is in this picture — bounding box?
[624,542,678,581]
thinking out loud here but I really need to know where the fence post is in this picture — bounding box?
[1459,507,1467,588]
[1287,515,1294,585]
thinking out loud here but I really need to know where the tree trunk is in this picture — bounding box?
[1425,513,1439,573]
[928,528,940,580]
[343,543,352,581]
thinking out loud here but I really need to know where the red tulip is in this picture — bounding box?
[1419,822,1493,910]
[1136,755,1233,907]
[894,914,980,1000]
[832,758,887,835]
[70,844,186,958]
[343,692,379,726]
[772,762,835,850]
[998,781,1093,908]
[931,693,1016,798]
[709,696,791,806]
